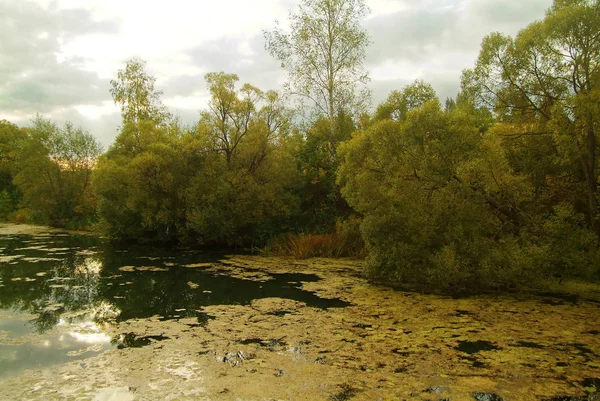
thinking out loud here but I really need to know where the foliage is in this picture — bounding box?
[110,57,171,126]
[12,117,102,227]
[338,89,598,290]
[4,0,600,294]
[0,120,25,219]
[186,73,297,245]
[95,68,297,245]
[463,0,600,234]
[94,121,187,241]
[374,80,437,122]
[265,0,371,151]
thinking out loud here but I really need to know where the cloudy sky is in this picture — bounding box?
[1,0,553,147]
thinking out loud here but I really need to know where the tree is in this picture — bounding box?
[0,120,26,218]
[265,0,371,153]
[14,117,102,227]
[186,73,297,245]
[110,58,171,126]
[374,80,438,122]
[94,121,188,241]
[338,94,550,290]
[464,0,600,233]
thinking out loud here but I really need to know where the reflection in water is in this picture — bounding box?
[0,311,114,378]
[0,231,349,378]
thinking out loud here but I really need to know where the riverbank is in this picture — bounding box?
[1,232,599,400]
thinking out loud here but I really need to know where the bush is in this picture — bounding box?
[265,218,365,259]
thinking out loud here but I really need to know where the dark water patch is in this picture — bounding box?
[330,383,360,401]
[538,291,579,305]
[511,340,545,349]
[267,310,293,317]
[113,332,170,349]
[582,378,600,390]
[566,343,598,362]
[459,355,488,368]
[195,312,216,326]
[521,363,536,368]
[456,340,501,354]
[236,337,287,348]
[0,233,350,329]
[473,393,504,401]
[391,348,412,356]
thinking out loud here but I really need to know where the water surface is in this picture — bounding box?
[0,231,348,377]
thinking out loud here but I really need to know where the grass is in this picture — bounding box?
[265,231,365,259]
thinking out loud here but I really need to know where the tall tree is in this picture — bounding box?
[464,0,600,233]
[264,0,371,153]
[187,73,296,244]
[110,58,171,126]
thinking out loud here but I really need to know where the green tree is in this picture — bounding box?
[374,80,437,122]
[14,117,102,227]
[186,73,297,245]
[94,121,188,241]
[0,120,26,219]
[265,0,371,154]
[338,97,541,290]
[464,0,600,233]
[110,57,171,126]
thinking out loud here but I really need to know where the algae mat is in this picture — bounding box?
[1,252,599,400]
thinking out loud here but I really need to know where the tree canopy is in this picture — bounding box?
[2,0,599,293]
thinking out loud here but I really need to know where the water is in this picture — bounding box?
[0,231,349,378]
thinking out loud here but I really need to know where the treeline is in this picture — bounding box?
[1,0,599,290]
[0,118,101,229]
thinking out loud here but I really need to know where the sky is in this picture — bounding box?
[0,0,553,147]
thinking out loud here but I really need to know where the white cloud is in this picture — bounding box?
[1,0,554,146]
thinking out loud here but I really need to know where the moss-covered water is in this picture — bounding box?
[1,224,599,400]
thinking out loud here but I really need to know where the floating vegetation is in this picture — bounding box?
[184,263,212,268]
[1,228,600,400]
[118,266,169,272]
[21,257,62,263]
[0,255,24,263]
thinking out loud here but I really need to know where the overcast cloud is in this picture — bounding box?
[0,0,552,146]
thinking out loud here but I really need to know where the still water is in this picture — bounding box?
[0,230,347,378]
